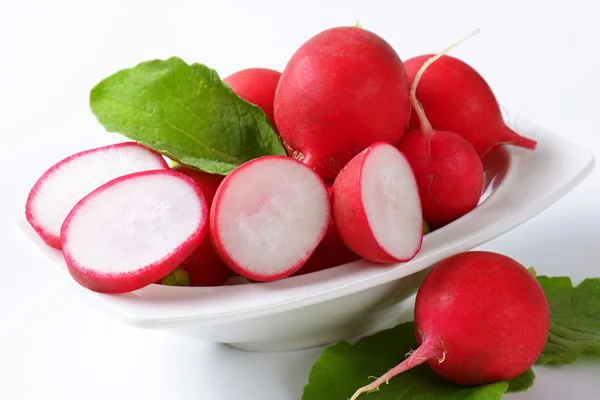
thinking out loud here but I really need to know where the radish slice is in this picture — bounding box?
[61,170,208,294]
[25,142,168,249]
[332,142,423,263]
[210,156,330,281]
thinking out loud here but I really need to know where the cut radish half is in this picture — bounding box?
[61,170,208,294]
[26,142,168,249]
[210,156,330,281]
[332,142,423,263]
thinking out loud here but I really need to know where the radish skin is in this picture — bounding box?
[398,32,485,229]
[404,53,537,158]
[332,142,423,263]
[25,142,168,249]
[292,183,360,276]
[61,170,208,294]
[274,26,410,180]
[349,251,550,400]
[170,166,234,286]
[223,68,281,125]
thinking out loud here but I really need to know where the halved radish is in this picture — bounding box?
[332,142,423,263]
[61,170,208,294]
[210,156,330,281]
[26,142,168,249]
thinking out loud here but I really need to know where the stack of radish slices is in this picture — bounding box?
[26,141,424,294]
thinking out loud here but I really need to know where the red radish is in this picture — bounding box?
[169,165,234,286]
[210,156,330,281]
[223,68,281,125]
[398,34,485,229]
[331,142,423,263]
[61,170,208,294]
[349,251,550,400]
[293,183,359,276]
[25,142,168,249]
[274,26,411,180]
[404,50,537,158]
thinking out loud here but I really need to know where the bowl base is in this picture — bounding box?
[223,296,416,352]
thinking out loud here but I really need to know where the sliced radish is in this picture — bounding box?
[332,142,423,263]
[61,170,208,294]
[210,156,330,281]
[26,142,168,249]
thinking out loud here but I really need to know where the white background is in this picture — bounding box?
[1,0,599,398]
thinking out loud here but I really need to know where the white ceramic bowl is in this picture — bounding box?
[16,112,595,352]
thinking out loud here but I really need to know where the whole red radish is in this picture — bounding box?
[61,170,208,294]
[274,26,411,180]
[349,251,550,400]
[210,156,330,281]
[25,142,168,249]
[223,68,281,125]
[404,52,536,158]
[332,142,423,263]
[170,165,234,286]
[399,35,485,230]
[293,183,359,276]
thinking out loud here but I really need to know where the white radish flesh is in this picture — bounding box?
[26,143,168,249]
[61,170,208,294]
[210,156,330,281]
[362,145,423,260]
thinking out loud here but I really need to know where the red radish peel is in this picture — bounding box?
[26,142,168,249]
[404,31,537,158]
[210,156,330,281]
[61,170,208,294]
[332,142,423,263]
[223,68,281,126]
[399,30,485,229]
[274,26,411,180]
[349,252,550,400]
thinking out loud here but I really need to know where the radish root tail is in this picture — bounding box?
[410,28,481,134]
[348,337,446,400]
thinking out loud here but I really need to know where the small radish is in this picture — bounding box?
[349,251,550,400]
[210,156,330,281]
[170,165,234,286]
[26,142,168,249]
[293,183,359,276]
[331,142,423,263]
[61,170,208,294]
[223,68,281,125]
[274,26,411,180]
[399,33,485,229]
[403,47,537,158]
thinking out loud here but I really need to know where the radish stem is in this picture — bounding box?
[410,28,481,134]
[349,335,446,400]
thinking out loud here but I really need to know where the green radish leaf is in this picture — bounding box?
[536,276,600,364]
[302,322,532,400]
[90,57,286,175]
[506,368,535,393]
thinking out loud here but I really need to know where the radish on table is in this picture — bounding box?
[61,170,208,294]
[26,142,168,249]
[404,48,537,159]
[331,142,423,263]
[349,251,550,400]
[398,31,485,229]
[223,68,281,126]
[274,26,411,180]
[210,155,330,281]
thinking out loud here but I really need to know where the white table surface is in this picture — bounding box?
[1,0,599,398]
